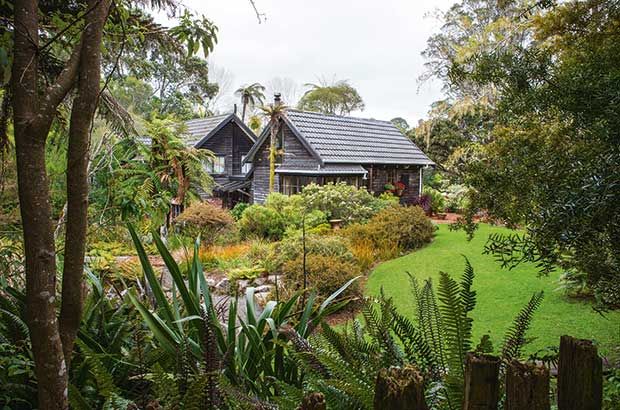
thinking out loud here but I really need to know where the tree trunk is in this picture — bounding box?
[11,0,110,407]
[505,360,550,410]
[12,2,69,408]
[373,365,428,410]
[463,353,500,410]
[269,125,277,192]
[557,335,602,410]
[59,0,110,367]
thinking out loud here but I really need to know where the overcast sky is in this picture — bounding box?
[173,0,455,125]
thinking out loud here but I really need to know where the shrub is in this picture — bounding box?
[230,202,250,220]
[265,193,329,233]
[246,240,277,273]
[174,201,234,242]
[343,205,435,259]
[422,186,446,214]
[281,254,361,301]
[349,242,377,273]
[238,204,286,240]
[444,184,470,213]
[412,194,432,215]
[301,182,379,223]
[273,233,355,273]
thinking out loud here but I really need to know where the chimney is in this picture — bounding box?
[274,92,282,106]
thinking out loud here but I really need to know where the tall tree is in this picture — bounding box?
[8,1,218,407]
[235,82,266,121]
[12,1,112,407]
[261,94,287,192]
[424,0,620,306]
[297,79,364,115]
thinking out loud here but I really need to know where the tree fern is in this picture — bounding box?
[501,291,544,361]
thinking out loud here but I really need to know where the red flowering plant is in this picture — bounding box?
[394,181,406,191]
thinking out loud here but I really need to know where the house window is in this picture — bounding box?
[205,155,225,174]
[280,175,312,195]
[276,127,284,150]
[241,155,252,174]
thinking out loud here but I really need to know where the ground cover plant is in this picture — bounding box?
[366,224,620,354]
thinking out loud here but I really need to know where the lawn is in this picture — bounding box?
[365,223,620,356]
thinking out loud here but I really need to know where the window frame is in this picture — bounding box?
[205,155,226,175]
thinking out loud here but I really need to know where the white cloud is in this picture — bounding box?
[173,0,454,124]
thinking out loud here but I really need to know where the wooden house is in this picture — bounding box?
[242,109,434,204]
[184,113,256,207]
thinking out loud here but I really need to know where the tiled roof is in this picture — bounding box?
[183,113,256,147]
[184,114,231,146]
[284,110,433,165]
[275,164,367,175]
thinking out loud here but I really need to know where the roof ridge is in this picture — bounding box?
[286,109,393,125]
[185,112,232,123]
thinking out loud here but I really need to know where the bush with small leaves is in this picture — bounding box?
[281,254,361,301]
[344,205,435,259]
[238,204,286,240]
[174,201,234,242]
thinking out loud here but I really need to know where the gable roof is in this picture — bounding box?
[286,110,433,165]
[244,110,433,166]
[184,113,256,148]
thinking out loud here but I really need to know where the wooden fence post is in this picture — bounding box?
[505,360,550,410]
[557,335,602,410]
[463,353,501,410]
[299,392,326,410]
[373,365,428,410]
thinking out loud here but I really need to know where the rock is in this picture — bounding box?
[255,292,271,306]
[206,277,217,288]
[266,275,279,284]
[254,284,272,294]
[252,277,267,286]
[215,278,230,293]
[237,279,250,291]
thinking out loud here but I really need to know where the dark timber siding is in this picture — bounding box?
[251,122,319,203]
[250,123,424,205]
[198,121,254,177]
[366,165,421,204]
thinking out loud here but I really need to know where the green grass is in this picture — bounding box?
[365,223,620,355]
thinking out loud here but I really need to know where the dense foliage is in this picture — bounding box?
[344,205,435,259]
[297,79,365,116]
[420,0,620,308]
[174,201,234,241]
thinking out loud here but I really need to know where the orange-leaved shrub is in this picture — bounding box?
[174,201,234,242]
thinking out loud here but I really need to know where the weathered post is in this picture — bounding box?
[557,335,602,410]
[299,392,326,410]
[463,353,501,410]
[505,360,550,410]
[373,365,428,410]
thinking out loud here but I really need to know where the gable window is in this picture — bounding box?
[205,155,226,174]
[241,155,252,174]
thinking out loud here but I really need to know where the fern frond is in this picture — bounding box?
[501,291,544,361]
[437,271,469,410]
[459,257,476,314]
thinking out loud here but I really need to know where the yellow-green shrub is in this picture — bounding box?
[343,205,435,259]
[281,254,361,301]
